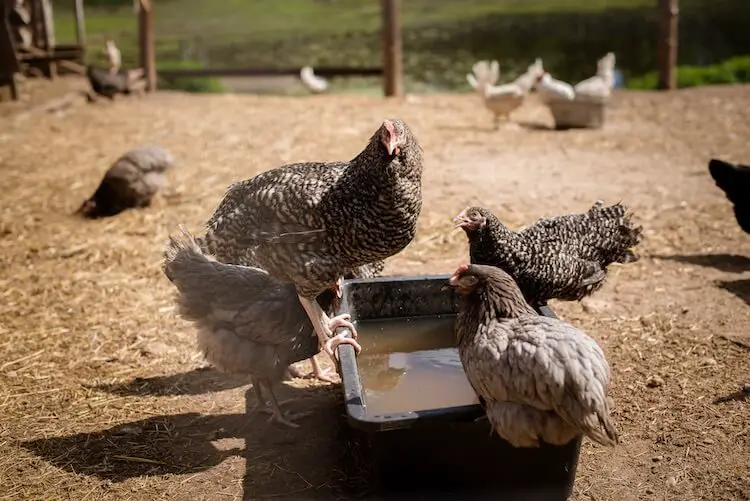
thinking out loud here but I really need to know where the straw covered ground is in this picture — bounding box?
[0,80,749,501]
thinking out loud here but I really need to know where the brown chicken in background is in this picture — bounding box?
[203,118,424,365]
[76,145,175,218]
[450,263,618,448]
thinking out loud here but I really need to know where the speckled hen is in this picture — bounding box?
[76,145,175,218]
[453,202,642,305]
[163,229,350,427]
[203,119,423,362]
[450,264,618,448]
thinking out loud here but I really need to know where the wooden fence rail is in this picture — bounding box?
[157,66,383,79]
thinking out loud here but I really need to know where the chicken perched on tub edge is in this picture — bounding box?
[203,119,424,365]
[449,264,618,448]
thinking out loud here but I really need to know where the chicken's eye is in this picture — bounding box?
[458,275,479,288]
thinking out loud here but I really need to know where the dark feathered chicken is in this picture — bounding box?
[450,263,618,448]
[86,66,146,100]
[163,229,341,427]
[76,145,175,218]
[708,158,750,233]
[203,119,423,362]
[453,202,642,305]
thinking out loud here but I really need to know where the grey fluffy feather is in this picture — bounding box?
[162,229,323,395]
[452,264,618,448]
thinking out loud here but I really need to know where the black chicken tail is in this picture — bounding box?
[708,158,750,233]
[708,158,744,205]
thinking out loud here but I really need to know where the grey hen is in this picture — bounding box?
[450,263,618,448]
[76,145,175,218]
[189,238,385,384]
[203,119,423,362]
[163,229,344,427]
[454,201,642,305]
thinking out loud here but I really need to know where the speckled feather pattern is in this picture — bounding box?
[455,265,618,448]
[464,202,642,304]
[81,145,175,218]
[203,119,423,298]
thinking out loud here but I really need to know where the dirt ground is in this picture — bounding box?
[0,78,749,501]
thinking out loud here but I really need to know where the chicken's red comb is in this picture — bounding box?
[383,119,396,137]
[453,263,470,276]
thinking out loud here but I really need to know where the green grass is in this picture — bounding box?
[51,0,750,92]
[157,59,225,93]
[627,56,750,89]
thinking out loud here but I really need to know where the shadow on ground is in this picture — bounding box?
[718,278,750,307]
[21,384,350,499]
[656,253,750,274]
[90,367,250,397]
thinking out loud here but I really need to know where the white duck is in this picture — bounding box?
[466,60,500,91]
[476,59,546,129]
[300,65,328,93]
[574,52,616,102]
[535,72,575,103]
[104,39,121,75]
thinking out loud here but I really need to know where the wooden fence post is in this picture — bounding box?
[74,0,85,48]
[657,0,679,90]
[138,0,156,92]
[381,0,403,97]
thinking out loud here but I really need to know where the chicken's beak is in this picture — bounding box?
[452,215,468,229]
[386,139,400,156]
[441,273,460,292]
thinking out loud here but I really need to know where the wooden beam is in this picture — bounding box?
[657,0,679,90]
[380,0,403,97]
[158,66,383,79]
[73,0,85,48]
[138,0,156,91]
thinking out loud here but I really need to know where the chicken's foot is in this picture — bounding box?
[309,355,339,384]
[298,295,362,365]
[247,379,274,416]
[266,387,313,429]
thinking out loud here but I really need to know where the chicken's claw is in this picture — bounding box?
[324,333,362,360]
[328,313,356,338]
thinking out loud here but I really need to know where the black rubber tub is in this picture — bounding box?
[335,274,582,501]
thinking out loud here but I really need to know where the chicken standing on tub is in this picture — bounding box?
[449,263,618,448]
[202,119,424,367]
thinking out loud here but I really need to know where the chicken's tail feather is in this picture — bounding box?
[586,202,643,264]
[162,225,207,283]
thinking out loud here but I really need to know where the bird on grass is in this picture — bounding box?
[449,263,619,448]
[203,118,424,367]
[708,158,750,234]
[453,201,643,306]
[76,145,175,218]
